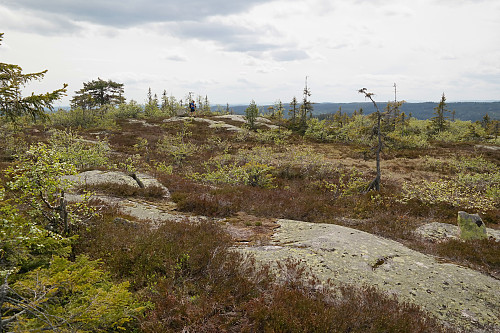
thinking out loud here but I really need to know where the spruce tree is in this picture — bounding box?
[144,88,160,117]
[203,95,211,113]
[245,100,259,130]
[161,89,169,113]
[300,78,313,131]
[289,96,299,122]
[431,93,449,133]
[0,33,67,121]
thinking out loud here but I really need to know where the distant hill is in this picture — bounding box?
[222,102,500,122]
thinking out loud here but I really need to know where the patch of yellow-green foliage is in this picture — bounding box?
[9,256,145,332]
[399,156,499,213]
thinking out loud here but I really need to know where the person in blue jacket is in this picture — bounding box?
[189,100,196,116]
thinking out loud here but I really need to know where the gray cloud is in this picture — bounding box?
[0,5,81,35]
[5,0,271,27]
[162,19,296,59]
[2,0,306,60]
[270,49,309,61]
[165,54,187,62]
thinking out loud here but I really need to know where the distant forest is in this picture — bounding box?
[225,102,500,122]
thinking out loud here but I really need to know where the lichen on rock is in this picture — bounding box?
[238,219,500,332]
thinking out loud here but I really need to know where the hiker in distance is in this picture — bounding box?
[189,100,196,116]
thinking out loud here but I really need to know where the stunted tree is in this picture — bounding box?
[0,33,67,122]
[299,77,313,131]
[358,88,383,192]
[70,78,125,110]
[144,87,160,117]
[430,93,449,133]
[288,96,299,122]
[383,100,405,132]
[203,95,211,114]
[274,100,285,128]
[245,100,259,130]
[267,105,275,118]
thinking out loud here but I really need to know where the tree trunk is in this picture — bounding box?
[58,191,69,235]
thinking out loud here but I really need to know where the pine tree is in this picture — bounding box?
[71,78,124,110]
[0,33,67,121]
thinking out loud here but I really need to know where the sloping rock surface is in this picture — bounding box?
[239,219,500,333]
[93,196,206,225]
[163,116,243,132]
[64,170,170,198]
[214,115,279,129]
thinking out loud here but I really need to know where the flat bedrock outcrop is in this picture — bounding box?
[239,219,500,333]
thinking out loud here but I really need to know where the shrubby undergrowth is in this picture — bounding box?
[400,155,499,213]
[1,102,498,332]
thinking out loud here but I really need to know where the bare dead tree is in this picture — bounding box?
[358,88,382,192]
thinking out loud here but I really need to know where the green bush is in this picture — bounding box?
[0,128,29,159]
[304,118,335,142]
[156,123,198,165]
[50,106,117,129]
[109,100,143,119]
[0,197,72,275]
[190,160,275,188]
[317,167,367,198]
[9,256,144,332]
[399,179,497,213]
[5,142,95,233]
[403,155,500,212]
[48,129,109,169]
[255,128,292,145]
[385,131,429,149]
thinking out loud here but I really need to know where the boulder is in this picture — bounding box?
[457,211,487,240]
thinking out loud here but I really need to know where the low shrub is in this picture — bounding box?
[156,131,199,165]
[247,283,451,333]
[50,106,118,129]
[75,218,233,290]
[48,128,110,169]
[255,128,292,145]
[190,160,275,189]
[9,255,143,332]
[431,238,500,278]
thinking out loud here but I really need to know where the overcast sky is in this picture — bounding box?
[1,0,499,106]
